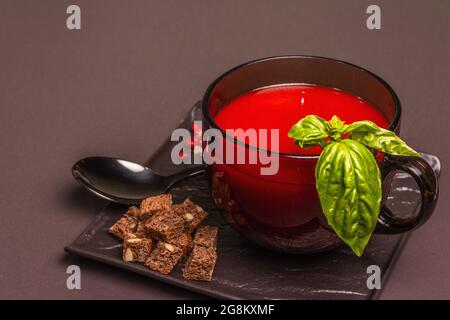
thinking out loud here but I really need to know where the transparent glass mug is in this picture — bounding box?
[201,56,439,253]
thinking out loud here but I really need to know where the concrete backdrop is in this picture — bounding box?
[0,0,449,299]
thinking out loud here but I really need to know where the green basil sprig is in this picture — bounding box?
[288,115,421,256]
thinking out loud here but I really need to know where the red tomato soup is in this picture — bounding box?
[213,84,388,155]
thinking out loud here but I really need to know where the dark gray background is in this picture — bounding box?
[0,0,448,299]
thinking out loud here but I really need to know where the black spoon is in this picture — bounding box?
[72,157,204,205]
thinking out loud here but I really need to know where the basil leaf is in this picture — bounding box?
[345,121,421,157]
[315,139,381,256]
[288,115,328,148]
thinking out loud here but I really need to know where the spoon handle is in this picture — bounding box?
[145,101,204,176]
[165,166,206,190]
[143,101,206,191]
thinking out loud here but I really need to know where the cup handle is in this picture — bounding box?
[374,153,439,234]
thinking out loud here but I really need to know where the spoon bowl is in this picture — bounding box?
[72,157,203,205]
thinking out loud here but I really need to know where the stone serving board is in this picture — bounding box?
[65,103,441,300]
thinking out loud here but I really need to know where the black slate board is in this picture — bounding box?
[65,103,441,300]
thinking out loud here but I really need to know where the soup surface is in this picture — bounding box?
[213,85,389,155]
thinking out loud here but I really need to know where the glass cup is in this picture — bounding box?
[201,56,439,253]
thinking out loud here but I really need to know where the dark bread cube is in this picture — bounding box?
[140,194,172,220]
[182,245,217,281]
[123,232,138,239]
[135,218,149,238]
[173,198,208,234]
[122,238,152,263]
[193,225,218,249]
[108,206,139,239]
[145,242,183,274]
[167,233,193,257]
[144,209,185,241]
